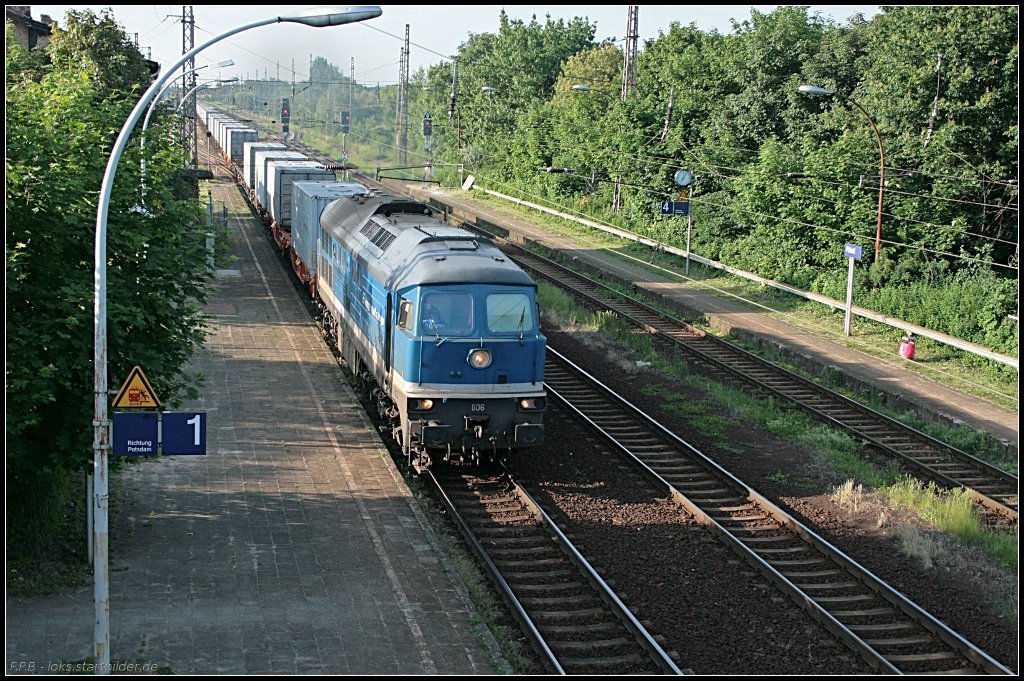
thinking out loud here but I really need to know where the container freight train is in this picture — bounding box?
[195,104,547,469]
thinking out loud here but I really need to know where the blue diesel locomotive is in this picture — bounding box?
[196,103,547,470]
[314,193,547,469]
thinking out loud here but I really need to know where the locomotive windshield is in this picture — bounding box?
[420,292,474,335]
[486,292,534,334]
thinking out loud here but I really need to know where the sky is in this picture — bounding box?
[31,5,881,86]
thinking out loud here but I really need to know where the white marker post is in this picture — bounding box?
[843,243,863,335]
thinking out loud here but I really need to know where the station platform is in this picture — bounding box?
[399,182,1019,460]
[5,170,508,674]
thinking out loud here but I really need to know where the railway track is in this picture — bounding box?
[543,346,1012,675]
[426,466,682,675]
[479,241,1017,524]
[229,149,681,675]
[211,137,1013,675]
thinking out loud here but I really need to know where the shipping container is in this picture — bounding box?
[265,161,337,229]
[291,181,373,278]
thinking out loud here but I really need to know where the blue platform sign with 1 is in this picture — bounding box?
[163,412,207,455]
[844,243,863,260]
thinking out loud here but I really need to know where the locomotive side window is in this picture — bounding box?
[421,292,473,335]
[397,300,413,330]
[486,292,534,334]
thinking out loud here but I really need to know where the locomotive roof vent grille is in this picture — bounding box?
[370,228,396,251]
[360,222,380,239]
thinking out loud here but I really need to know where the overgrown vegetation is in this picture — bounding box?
[209,6,1018,365]
[6,12,214,569]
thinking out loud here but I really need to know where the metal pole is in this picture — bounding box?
[798,86,885,260]
[685,208,693,276]
[846,97,886,259]
[87,472,93,563]
[844,256,855,336]
[344,57,353,179]
[90,8,381,671]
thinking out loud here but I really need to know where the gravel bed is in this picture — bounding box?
[509,402,873,673]
[534,328,1017,672]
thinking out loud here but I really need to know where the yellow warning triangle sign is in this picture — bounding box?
[112,366,161,409]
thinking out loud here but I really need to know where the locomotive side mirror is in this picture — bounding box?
[397,300,413,330]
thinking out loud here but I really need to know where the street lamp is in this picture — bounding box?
[90,6,381,671]
[572,84,617,101]
[174,77,239,113]
[798,84,886,259]
[139,59,234,203]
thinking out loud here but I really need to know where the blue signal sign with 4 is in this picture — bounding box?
[660,201,690,215]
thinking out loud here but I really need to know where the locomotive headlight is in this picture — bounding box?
[413,399,435,411]
[519,397,546,410]
[467,348,492,369]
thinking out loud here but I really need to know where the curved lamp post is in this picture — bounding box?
[798,84,886,259]
[174,77,239,113]
[90,6,382,671]
[139,59,234,203]
[571,84,611,98]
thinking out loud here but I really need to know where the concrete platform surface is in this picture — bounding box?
[5,171,508,675]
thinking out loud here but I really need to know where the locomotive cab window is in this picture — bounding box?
[420,292,473,335]
[486,292,534,334]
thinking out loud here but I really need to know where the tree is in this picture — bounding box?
[856,6,1019,263]
[46,8,151,98]
[6,14,211,551]
[425,10,596,172]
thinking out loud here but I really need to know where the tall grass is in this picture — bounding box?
[883,479,1018,569]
